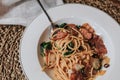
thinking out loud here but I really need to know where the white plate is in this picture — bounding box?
[20,4,120,80]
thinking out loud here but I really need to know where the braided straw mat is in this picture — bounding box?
[0,0,119,80]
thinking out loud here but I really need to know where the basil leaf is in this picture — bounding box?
[68,42,74,48]
[67,42,74,51]
[76,25,81,29]
[59,23,67,28]
[64,51,74,56]
[40,42,52,50]
[40,42,52,57]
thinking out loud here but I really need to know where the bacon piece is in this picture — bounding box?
[76,75,83,80]
[52,31,68,40]
[67,24,78,36]
[82,23,94,33]
[70,69,84,80]
[67,24,77,29]
[70,72,83,80]
[80,28,92,40]
[80,23,95,40]
[70,73,77,80]
[89,35,107,54]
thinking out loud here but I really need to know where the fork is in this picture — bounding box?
[37,0,56,33]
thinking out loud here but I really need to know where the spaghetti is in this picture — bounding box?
[40,23,110,80]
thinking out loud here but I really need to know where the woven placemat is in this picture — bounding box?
[0,0,119,80]
[0,25,26,80]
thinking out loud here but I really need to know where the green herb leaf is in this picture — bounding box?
[67,42,74,51]
[41,42,52,50]
[68,42,74,48]
[40,42,52,57]
[59,23,67,28]
[76,25,81,29]
[64,51,74,56]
